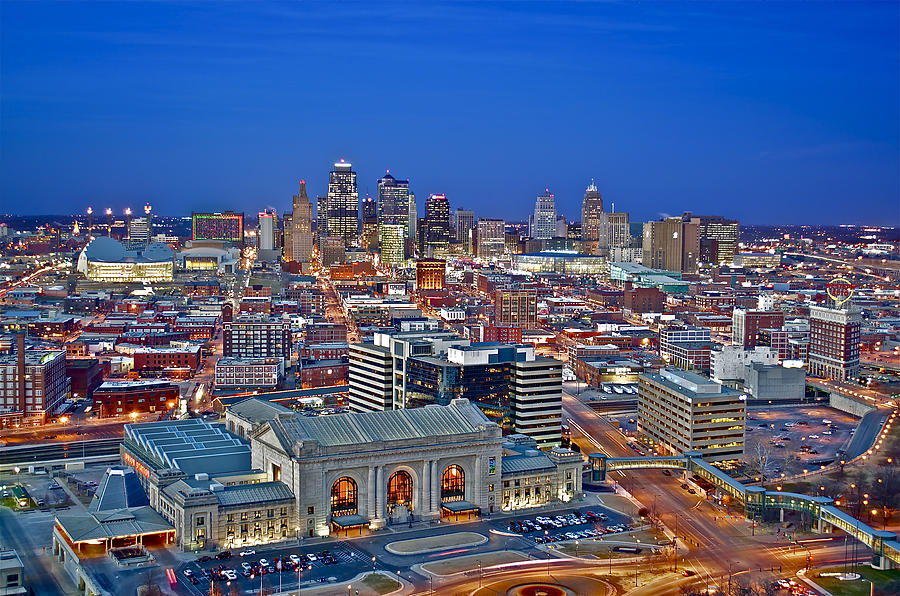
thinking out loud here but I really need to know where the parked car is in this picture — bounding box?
[215,551,232,560]
[239,550,256,557]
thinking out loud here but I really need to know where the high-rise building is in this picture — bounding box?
[808,303,861,381]
[0,335,68,428]
[316,195,328,236]
[641,216,700,273]
[476,219,505,260]
[324,159,358,246]
[223,314,292,366]
[377,173,410,236]
[361,195,378,250]
[555,215,568,240]
[378,224,406,265]
[580,181,604,241]
[320,236,346,266]
[127,216,151,249]
[494,288,538,329]
[638,367,746,462]
[424,194,451,257]
[258,209,277,251]
[599,212,630,249]
[659,325,713,372]
[290,180,314,268]
[415,259,445,291]
[455,208,475,250]
[192,212,244,243]
[407,193,417,240]
[531,189,557,240]
[690,214,740,265]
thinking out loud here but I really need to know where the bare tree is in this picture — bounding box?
[747,441,776,481]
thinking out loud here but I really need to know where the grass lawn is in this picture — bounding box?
[555,528,669,558]
[421,551,530,576]
[812,566,900,596]
[361,573,401,595]
[386,531,485,555]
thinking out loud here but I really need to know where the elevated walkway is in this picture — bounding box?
[589,450,900,569]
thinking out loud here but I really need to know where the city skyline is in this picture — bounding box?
[1,2,897,225]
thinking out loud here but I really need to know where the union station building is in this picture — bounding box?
[120,398,582,550]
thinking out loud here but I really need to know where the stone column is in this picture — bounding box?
[472,455,482,506]
[420,460,430,516]
[375,465,385,526]
[320,467,329,532]
[367,467,376,520]
[431,460,441,513]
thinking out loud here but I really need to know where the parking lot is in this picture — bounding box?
[744,406,858,475]
[496,508,636,545]
[176,541,371,595]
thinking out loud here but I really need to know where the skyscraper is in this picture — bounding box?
[641,216,700,273]
[407,193,417,240]
[599,212,630,249]
[476,219,505,260]
[324,159,358,246]
[378,224,406,265]
[690,214,740,265]
[580,181,604,241]
[258,209,277,251]
[291,180,314,268]
[424,194,451,257]
[316,195,328,236]
[376,172,410,236]
[455,208,475,251]
[361,195,378,250]
[531,189,557,240]
[808,303,861,381]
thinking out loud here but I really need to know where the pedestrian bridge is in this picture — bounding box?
[589,451,900,569]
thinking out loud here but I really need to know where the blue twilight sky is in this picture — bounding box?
[1,1,898,225]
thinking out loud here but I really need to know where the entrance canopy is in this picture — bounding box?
[331,514,369,528]
[441,501,480,514]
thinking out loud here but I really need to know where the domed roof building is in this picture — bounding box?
[77,237,174,283]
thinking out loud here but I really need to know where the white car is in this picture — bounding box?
[290,554,301,565]
[809,434,819,439]
[183,569,193,577]
[823,431,832,435]
[241,562,252,572]
[223,570,237,581]
[306,553,318,562]
[259,559,269,567]
[240,550,256,557]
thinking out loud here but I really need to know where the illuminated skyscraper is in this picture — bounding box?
[531,189,557,240]
[642,216,699,273]
[361,195,378,250]
[376,172,410,236]
[424,194,451,257]
[291,180,313,268]
[455,208,475,252]
[599,212,630,249]
[580,181,604,241]
[378,224,406,265]
[407,193,417,240]
[476,219,505,260]
[324,159,358,245]
[690,214,740,265]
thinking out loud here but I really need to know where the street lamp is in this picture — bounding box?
[372,556,376,572]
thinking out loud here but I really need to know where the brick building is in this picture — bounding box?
[92,380,179,418]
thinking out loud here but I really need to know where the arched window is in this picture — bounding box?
[330,477,357,516]
[441,465,465,502]
[387,470,413,511]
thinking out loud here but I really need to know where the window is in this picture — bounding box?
[488,484,494,492]
[226,514,234,523]
[196,517,205,526]
[440,465,465,503]
[331,477,358,516]
[566,471,572,480]
[307,506,314,515]
[267,509,274,518]
[387,470,413,511]
[271,463,281,482]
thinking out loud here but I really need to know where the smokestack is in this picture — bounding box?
[16,332,25,415]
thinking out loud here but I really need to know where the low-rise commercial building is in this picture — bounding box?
[93,380,180,418]
[215,357,285,390]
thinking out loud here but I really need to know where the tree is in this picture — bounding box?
[747,442,775,481]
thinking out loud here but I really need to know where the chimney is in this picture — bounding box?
[16,333,26,414]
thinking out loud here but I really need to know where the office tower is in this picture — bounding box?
[258,209,277,251]
[455,208,475,249]
[223,314,292,366]
[599,212,630,249]
[689,214,740,265]
[361,194,377,221]
[510,354,563,447]
[291,180,314,268]
[407,193,417,239]
[424,193,451,257]
[316,195,328,236]
[192,212,244,242]
[378,224,406,265]
[476,219,505,260]
[0,334,67,428]
[581,181,604,241]
[641,216,700,273]
[732,308,785,348]
[493,288,538,329]
[415,259,445,290]
[377,172,410,235]
[320,236,346,266]
[531,189,557,240]
[127,212,152,249]
[283,214,293,260]
[555,215,567,239]
[361,196,379,251]
[638,368,746,462]
[325,159,358,245]
[808,303,861,381]
[348,343,394,412]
